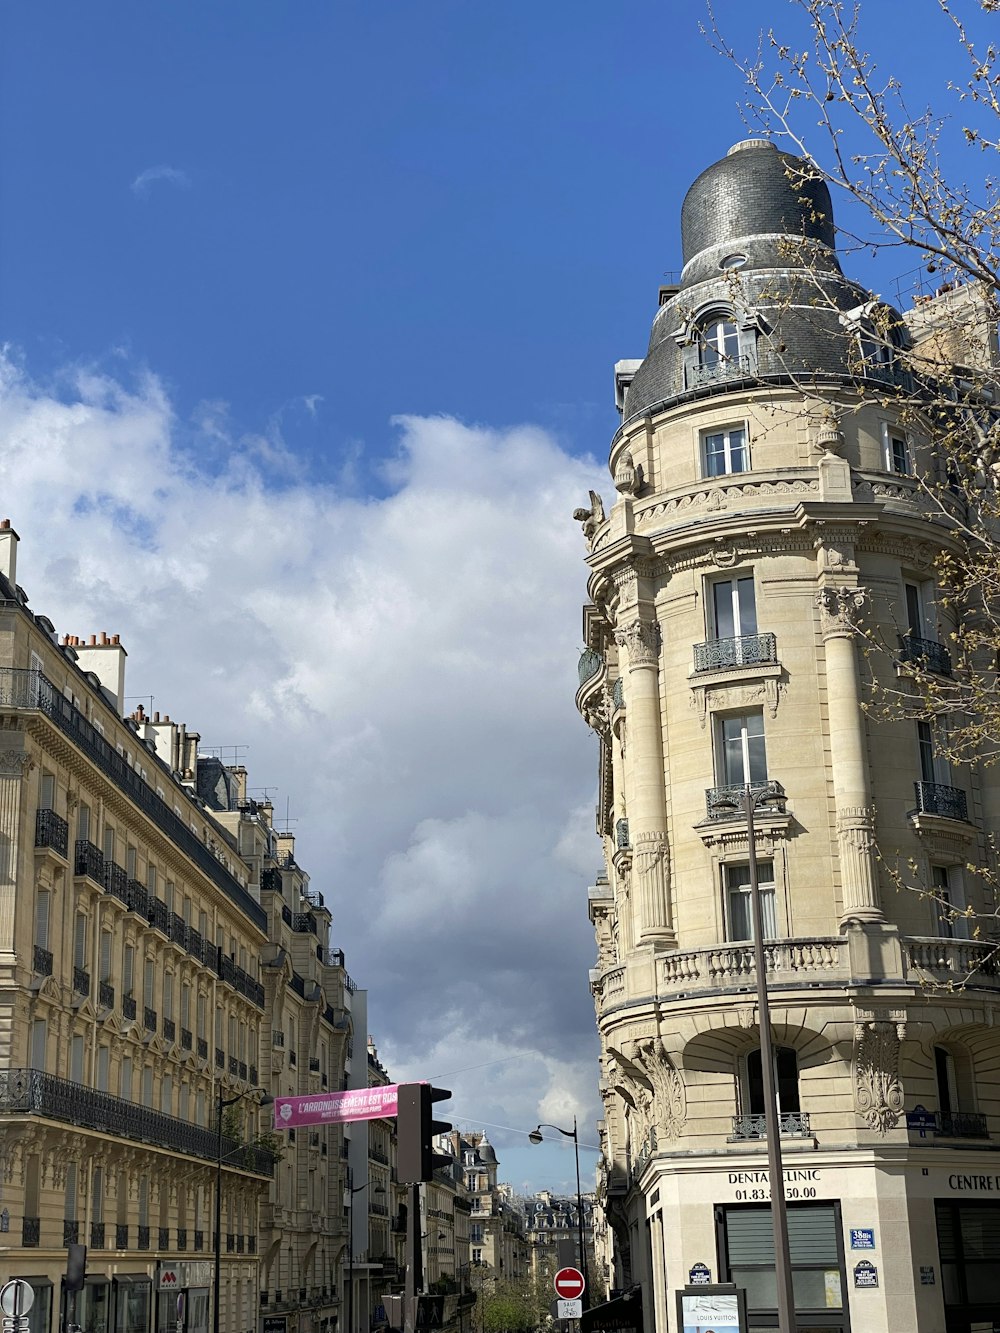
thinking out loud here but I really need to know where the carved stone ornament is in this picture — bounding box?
[573,491,606,548]
[624,1036,686,1141]
[613,450,642,496]
[853,1010,906,1133]
[0,749,32,775]
[691,677,785,728]
[593,907,617,971]
[614,619,660,668]
[817,584,867,634]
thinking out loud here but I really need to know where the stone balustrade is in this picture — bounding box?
[656,937,849,993]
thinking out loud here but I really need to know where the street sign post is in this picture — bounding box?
[0,1279,34,1333]
[553,1268,585,1301]
[556,1300,582,1321]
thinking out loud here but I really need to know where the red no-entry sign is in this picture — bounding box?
[554,1268,585,1300]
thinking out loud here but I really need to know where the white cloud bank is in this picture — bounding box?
[130,164,192,196]
[0,354,607,1191]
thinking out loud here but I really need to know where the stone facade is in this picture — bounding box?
[578,141,1000,1333]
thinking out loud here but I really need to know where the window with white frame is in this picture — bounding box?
[716,710,768,788]
[702,425,748,477]
[698,317,740,369]
[932,865,967,938]
[882,421,912,474]
[725,861,777,940]
[711,576,757,640]
[917,720,950,786]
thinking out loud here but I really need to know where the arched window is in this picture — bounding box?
[734,1046,810,1141]
[698,317,740,370]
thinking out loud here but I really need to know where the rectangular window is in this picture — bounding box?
[724,1202,843,1315]
[31,1019,47,1070]
[147,865,157,897]
[936,1200,1000,1308]
[905,582,925,637]
[70,1035,85,1083]
[126,845,137,879]
[197,993,206,1039]
[718,710,768,787]
[123,943,134,998]
[141,1067,153,1108]
[181,983,191,1029]
[121,1057,133,1100]
[163,973,173,1021]
[103,827,115,864]
[917,720,944,784]
[73,914,88,970]
[35,891,50,950]
[711,576,757,640]
[66,1161,78,1223]
[99,931,112,982]
[703,426,748,478]
[39,771,55,810]
[725,861,777,940]
[78,802,91,841]
[96,1046,110,1092]
[92,1166,105,1224]
[143,958,155,1010]
[888,430,911,474]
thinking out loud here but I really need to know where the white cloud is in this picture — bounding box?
[130,164,192,197]
[0,352,608,1189]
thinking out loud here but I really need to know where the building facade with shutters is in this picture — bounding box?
[0,524,273,1333]
[577,139,1000,1333]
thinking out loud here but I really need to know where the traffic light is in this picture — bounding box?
[65,1243,87,1293]
[396,1082,451,1183]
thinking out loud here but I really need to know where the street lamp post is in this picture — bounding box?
[710,782,795,1333]
[346,1167,385,1333]
[213,1089,273,1333]
[528,1119,587,1309]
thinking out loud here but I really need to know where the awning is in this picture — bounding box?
[581,1291,643,1333]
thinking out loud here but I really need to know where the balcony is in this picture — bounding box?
[705,781,786,821]
[0,1068,275,1175]
[936,1111,989,1139]
[686,354,753,390]
[197,1038,208,1060]
[22,1216,39,1247]
[138,1225,150,1251]
[122,995,137,1021]
[229,1056,239,1078]
[318,947,346,968]
[159,1226,170,1250]
[693,633,778,674]
[215,1048,225,1070]
[104,861,128,905]
[904,938,1000,987]
[91,1221,105,1249]
[75,839,104,884]
[615,818,630,850]
[35,808,68,857]
[177,1228,187,1251]
[653,936,849,996]
[126,879,148,917]
[99,981,115,1010]
[181,1028,193,1052]
[33,945,53,977]
[163,1018,176,1043]
[729,1111,812,1141]
[63,1219,79,1245]
[169,913,188,948]
[194,1230,204,1251]
[250,1066,258,1086]
[73,967,91,998]
[116,1224,129,1249]
[144,1007,157,1034]
[898,633,952,677]
[291,913,317,935]
[0,668,265,931]
[913,781,968,822]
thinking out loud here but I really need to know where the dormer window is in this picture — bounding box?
[698,318,740,371]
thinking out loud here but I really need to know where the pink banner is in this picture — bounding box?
[273,1084,399,1129]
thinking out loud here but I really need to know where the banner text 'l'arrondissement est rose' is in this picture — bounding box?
[273,1084,400,1129]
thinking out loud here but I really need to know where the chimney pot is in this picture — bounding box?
[100,632,108,646]
[111,634,120,646]
[89,635,97,646]
[0,519,9,530]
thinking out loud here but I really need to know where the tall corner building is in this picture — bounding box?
[577,139,1000,1333]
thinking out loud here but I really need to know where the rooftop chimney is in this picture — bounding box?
[0,520,19,586]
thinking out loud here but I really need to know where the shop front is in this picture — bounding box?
[155,1262,210,1333]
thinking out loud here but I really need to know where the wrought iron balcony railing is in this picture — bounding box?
[898,633,952,676]
[291,913,317,935]
[181,1027,192,1051]
[194,1229,204,1251]
[63,1219,79,1245]
[125,878,148,916]
[706,781,786,820]
[729,1111,812,1141]
[216,1048,225,1069]
[0,668,265,931]
[936,1111,988,1138]
[615,818,630,850]
[0,1068,275,1175]
[159,1226,170,1250]
[33,945,52,977]
[99,981,114,1010]
[177,1228,187,1251]
[163,1018,176,1043]
[693,633,778,674]
[248,1235,257,1254]
[122,995,137,1021]
[578,648,602,687]
[687,354,753,389]
[73,967,91,998]
[91,1221,105,1249]
[35,808,69,857]
[75,839,104,883]
[23,1216,40,1247]
[116,1223,129,1249]
[612,677,624,709]
[914,781,969,822]
[138,1225,150,1250]
[250,1066,258,1086]
[318,947,345,968]
[144,1007,157,1033]
[104,861,128,904]
[197,1038,208,1060]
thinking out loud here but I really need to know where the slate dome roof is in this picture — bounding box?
[617,139,894,423]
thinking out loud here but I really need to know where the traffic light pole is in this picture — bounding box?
[403,1183,422,1333]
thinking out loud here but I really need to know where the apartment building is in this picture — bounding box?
[0,525,272,1333]
[577,138,1000,1333]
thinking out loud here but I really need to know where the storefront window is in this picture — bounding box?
[936,1199,1000,1311]
[723,1202,845,1327]
[14,1279,51,1333]
[187,1289,209,1333]
[77,1282,110,1333]
[113,1279,150,1333]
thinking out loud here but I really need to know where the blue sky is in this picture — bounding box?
[0,0,987,1196]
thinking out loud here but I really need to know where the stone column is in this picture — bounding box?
[817,585,884,925]
[614,618,674,946]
